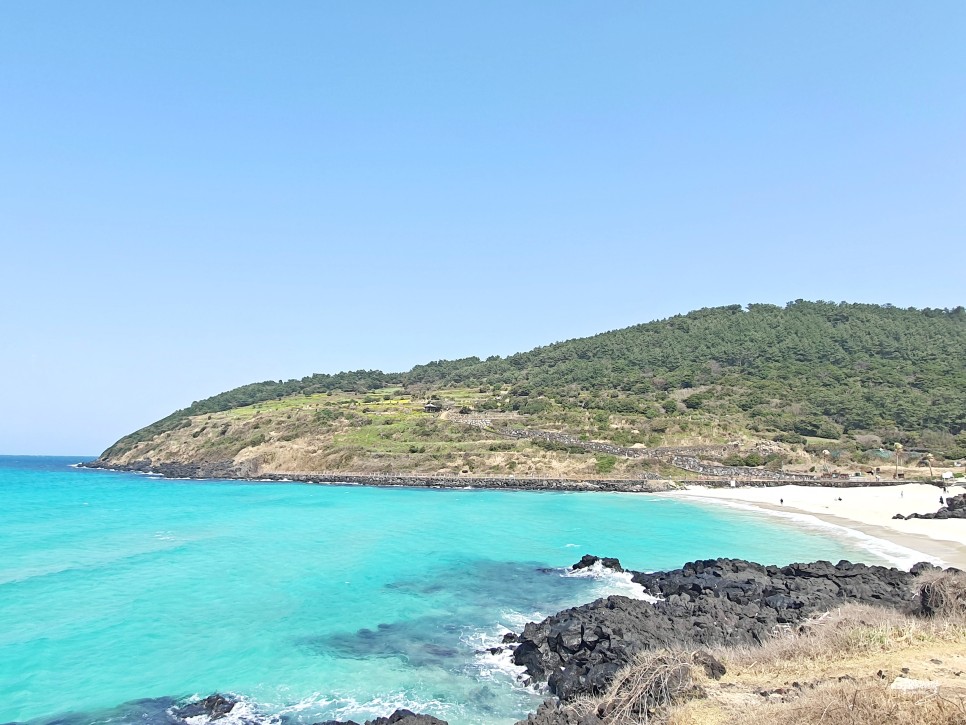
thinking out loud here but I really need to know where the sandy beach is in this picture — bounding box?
[673,483,966,570]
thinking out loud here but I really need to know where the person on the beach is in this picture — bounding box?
[941,496,945,505]
[780,498,784,505]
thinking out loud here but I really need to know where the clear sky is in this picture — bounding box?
[2,2,964,455]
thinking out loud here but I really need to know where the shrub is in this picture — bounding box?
[596,454,618,474]
[531,439,586,455]
[917,570,966,619]
[743,451,764,467]
[793,417,843,440]
[487,442,514,452]
[683,392,711,409]
[723,452,765,467]
[315,408,343,423]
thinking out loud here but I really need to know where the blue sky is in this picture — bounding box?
[2,2,964,455]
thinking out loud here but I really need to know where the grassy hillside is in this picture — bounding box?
[97,301,966,477]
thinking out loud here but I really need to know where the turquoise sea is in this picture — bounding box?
[0,456,928,725]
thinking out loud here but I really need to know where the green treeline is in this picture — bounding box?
[104,301,966,458]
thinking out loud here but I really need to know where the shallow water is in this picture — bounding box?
[0,456,923,724]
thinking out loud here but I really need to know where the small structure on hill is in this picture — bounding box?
[423,402,442,413]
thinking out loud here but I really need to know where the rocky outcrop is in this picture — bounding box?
[572,554,624,573]
[81,458,240,479]
[894,493,966,520]
[514,699,604,725]
[172,694,244,722]
[170,696,448,725]
[511,556,928,701]
[316,709,449,725]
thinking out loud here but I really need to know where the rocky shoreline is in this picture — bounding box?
[167,695,445,725]
[79,458,940,492]
[78,459,672,493]
[157,553,956,725]
[507,556,932,701]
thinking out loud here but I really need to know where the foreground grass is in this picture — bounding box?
[563,573,966,725]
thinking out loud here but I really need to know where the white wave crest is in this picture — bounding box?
[179,694,280,725]
[460,609,546,691]
[562,561,658,602]
[276,691,459,723]
[174,690,459,725]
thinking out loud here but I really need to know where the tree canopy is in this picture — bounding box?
[104,301,966,458]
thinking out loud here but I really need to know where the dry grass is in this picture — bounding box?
[573,599,966,725]
[742,679,966,725]
[918,570,966,620]
[722,603,966,678]
[565,651,709,724]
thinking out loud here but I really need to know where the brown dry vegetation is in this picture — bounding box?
[106,388,672,479]
[564,573,966,724]
[101,381,966,481]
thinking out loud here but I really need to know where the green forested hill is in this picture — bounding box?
[102,301,966,465]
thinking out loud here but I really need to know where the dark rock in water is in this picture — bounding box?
[572,555,624,573]
[307,617,463,668]
[174,693,237,721]
[369,709,448,725]
[9,697,180,725]
[511,557,934,700]
[318,710,448,725]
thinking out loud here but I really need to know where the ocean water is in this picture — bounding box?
[0,456,929,725]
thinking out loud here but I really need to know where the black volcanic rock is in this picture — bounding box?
[317,710,448,725]
[896,493,966,520]
[572,555,624,573]
[173,694,238,721]
[511,557,930,700]
[514,699,604,725]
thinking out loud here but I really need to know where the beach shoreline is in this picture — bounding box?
[81,460,966,567]
[671,483,966,569]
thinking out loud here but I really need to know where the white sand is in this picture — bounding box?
[672,483,966,569]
